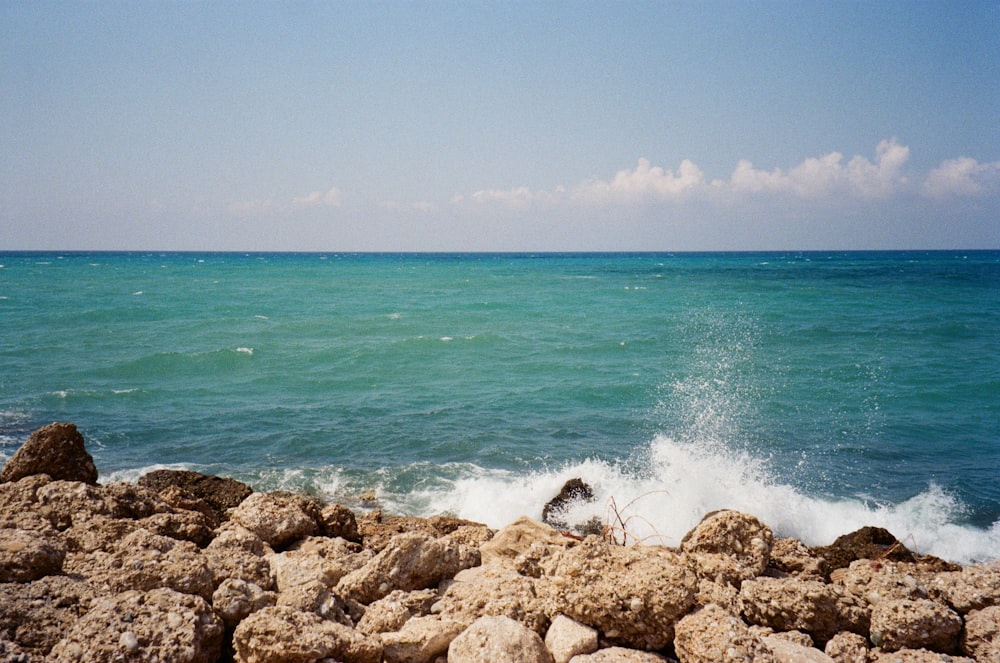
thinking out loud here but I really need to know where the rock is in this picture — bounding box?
[212,578,277,629]
[138,510,215,547]
[269,535,370,591]
[960,605,1000,661]
[813,527,915,573]
[542,478,595,531]
[100,481,170,519]
[0,528,65,582]
[232,605,381,663]
[545,614,599,663]
[870,649,974,662]
[358,589,439,634]
[48,588,223,663]
[138,469,253,517]
[0,575,96,656]
[320,503,361,542]
[568,648,670,661]
[539,537,698,651]
[229,492,321,550]
[448,615,553,663]
[694,578,741,614]
[673,603,775,663]
[868,598,962,653]
[433,562,550,634]
[380,615,465,663]
[823,632,871,663]
[33,481,111,530]
[770,538,827,579]
[156,484,223,528]
[336,531,480,604]
[0,423,97,485]
[275,578,352,625]
[833,560,928,606]
[924,563,1000,614]
[203,524,275,590]
[64,528,215,601]
[739,577,869,646]
[62,514,138,553]
[681,510,774,586]
[357,510,492,553]
[762,634,835,662]
[480,516,575,566]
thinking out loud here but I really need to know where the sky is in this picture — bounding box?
[2,1,998,251]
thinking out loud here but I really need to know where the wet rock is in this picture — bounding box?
[544,614,599,663]
[433,562,550,635]
[380,615,464,663]
[681,510,774,587]
[739,577,869,645]
[868,598,961,653]
[0,423,97,485]
[336,531,480,604]
[542,478,595,531]
[448,614,553,663]
[138,468,253,517]
[320,502,361,542]
[0,575,96,656]
[212,578,277,629]
[813,527,915,573]
[960,605,1000,661]
[673,603,775,663]
[539,537,698,651]
[232,605,381,663]
[0,529,65,582]
[229,492,321,550]
[48,588,223,663]
[823,632,871,663]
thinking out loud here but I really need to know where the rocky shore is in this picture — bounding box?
[2,423,998,662]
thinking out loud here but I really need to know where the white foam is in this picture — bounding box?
[236,347,254,355]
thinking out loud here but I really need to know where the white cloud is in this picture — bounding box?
[922,157,1000,198]
[572,158,706,204]
[293,186,343,209]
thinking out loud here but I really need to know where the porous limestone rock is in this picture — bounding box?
[739,577,869,645]
[203,524,275,590]
[138,509,215,547]
[770,538,827,579]
[868,598,962,654]
[539,537,698,651]
[357,510,492,553]
[0,528,65,582]
[448,614,553,663]
[812,527,916,573]
[64,527,215,601]
[545,614,599,663]
[823,632,871,663]
[833,560,928,606]
[673,603,775,663]
[960,605,1000,662]
[275,578,352,625]
[232,605,381,663]
[269,535,370,591]
[229,492,321,550]
[762,634,835,662]
[212,578,277,629]
[0,423,98,485]
[34,480,114,530]
[138,468,253,517]
[680,510,774,586]
[336,531,480,604]
[320,503,361,542]
[380,615,465,663]
[568,648,670,662]
[0,575,97,657]
[48,588,223,663]
[62,514,138,553]
[358,588,439,634]
[480,516,575,566]
[924,563,1000,614]
[432,562,550,634]
[694,578,741,614]
[870,649,974,662]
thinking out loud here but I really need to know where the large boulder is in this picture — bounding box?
[138,469,253,518]
[680,510,774,586]
[832,559,928,606]
[739,577,869,645]
[823,631,870,662]
[538,537,698,651]
[868,598,962,653]
[960,605,1000,661]
[433,562,550,634]
[0,528,66,582]
[673,604,775,663]
[357,510,492,553]
[203,524,275,590]
[479,516,574,566]
[268,535,370,591]
[924,563,1000,614]
[0,423,98,485]
[212,578,277,629]
[0,575,97,656]
[380,615,465,663]
[544,614,598,663]
[48,588,223,663]
[229,492,321,550]
[232,605,381,663]
[448,615,553,663]
[357,588,439,635]
[568,648,670,661]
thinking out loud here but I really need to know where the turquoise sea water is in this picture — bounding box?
[1,251,998,563]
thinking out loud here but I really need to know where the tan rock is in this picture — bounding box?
[62,514,138,552]
[269,535,370,590]
[834,560,928,606]
[770,538,827,579]
[448,614,553,663]
[924,563,1000,614]
[539,537,698,650]
[681,510,774,586]
[336,531,480,604]
[568,648,670,662]
[357,510,491,553]
[203,524,275,590]
[694,578,741,614]
[870,649,974,662]
[480,516,574,565]
[320,503,361,542]
[868,598,961,653]
[48,588,223,663]
[229,492,321,549]
[212,578,277,629]
[546,614,599,663]
[358,588,439,635]
[138,509,215,547]
[34,480,113,530]
[276,578,352,625]
[0,423,98,485]
[0,575,97,657]
[0,528,65,582]
[762,634,835,662]
[674,603,775,663]
[381,615,465,663]
[823,632,871,663]
[739,577,869,645]
[961,605,1000,661]
[433,562,550,634]
[232,605,381,663]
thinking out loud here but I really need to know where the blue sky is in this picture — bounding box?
[2,1,998,250]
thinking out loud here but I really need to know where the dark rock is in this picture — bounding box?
[321,503,362,543]
[541,478,595,531]
[356,510,491,553]
[813,526,915,574]
[0,575,98,656]
[0,423,98,485]
[138,469,253,519]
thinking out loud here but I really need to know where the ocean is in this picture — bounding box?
[1,251,998,564]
